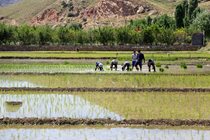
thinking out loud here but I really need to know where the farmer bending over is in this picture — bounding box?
[122,61,131,71]
[110,59,118,71]
[148,59,156,72]
[95,62,104,71]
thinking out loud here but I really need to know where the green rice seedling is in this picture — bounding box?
[196,64,203,69]
[164,65,169,69]
[106,61,110,65]
[180,62,187,69]
[63,61,70,65]
[159,68,164,72]
[156,62,161,68]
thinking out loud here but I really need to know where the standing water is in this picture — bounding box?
[0,127,209,140]
[0,80,39,88]
[0,94,123,120]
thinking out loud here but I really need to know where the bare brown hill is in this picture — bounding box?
[80,0,152,19]
[30,0,155,27]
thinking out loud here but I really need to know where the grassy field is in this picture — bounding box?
[1,74,210,88]
[0,0,58,22]
[77,91,210,119]
[0,51,209,61]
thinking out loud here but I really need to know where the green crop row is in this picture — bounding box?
[1,74,210,88]
[0,51,210,61]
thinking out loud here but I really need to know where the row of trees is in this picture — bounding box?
[0,22,192,46]
[0,0,209,46]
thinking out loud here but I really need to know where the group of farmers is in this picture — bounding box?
[95,50,156,72]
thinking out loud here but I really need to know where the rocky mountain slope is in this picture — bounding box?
[0,0,209,28]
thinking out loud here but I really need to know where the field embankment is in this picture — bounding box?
[0,45,201,51]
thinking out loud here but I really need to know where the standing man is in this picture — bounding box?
[135,50,145,71]
[110,59,118,71]
[132,50,137,70]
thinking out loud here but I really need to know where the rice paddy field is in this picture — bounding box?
[1,50,210,140]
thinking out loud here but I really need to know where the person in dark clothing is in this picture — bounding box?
[135,50,145,71]
[95,62,104,71]
[147,59,156,72]
[110,59,118,71]
[122,61,131,71]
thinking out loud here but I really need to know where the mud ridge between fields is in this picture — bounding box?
[0,56,209,60]
[0,72,210,76]
[1,87,210,92]
[0,57,115,59]
[1,118,210,126]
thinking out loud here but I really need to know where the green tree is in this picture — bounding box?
[17,25,38,45]
[154,14,176,29]
[189,0,198,21]
[190,11,210,36]
[142,27,155,45]
[175,4,185,28]
[57,27,70,45]
[37,26,54,45]
[97,27,116,45]
[116,27,132,45]
[158,28,175,45]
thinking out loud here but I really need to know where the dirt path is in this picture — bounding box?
[1,118,210,127]
[1,87,210,92]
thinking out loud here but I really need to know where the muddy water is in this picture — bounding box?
[0,80,39,88]
[0,94,123,120]
[0,64,210,74]
[0,127,210,140]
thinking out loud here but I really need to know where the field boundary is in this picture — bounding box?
[0,57,115,59]
[0,56,209,60]
[0,45,201,51]
[1,118,210,126]
[1,87,210,92]
[0,72,210,76]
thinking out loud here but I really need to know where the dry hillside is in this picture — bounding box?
[0,0,209,28]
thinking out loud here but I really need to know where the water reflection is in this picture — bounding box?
[0,94,122,120]
[0,80,39,88]
[0,127,209,140]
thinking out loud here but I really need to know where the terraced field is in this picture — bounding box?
[1,50,210,139]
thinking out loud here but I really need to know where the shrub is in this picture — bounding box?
[156,62,161,67]
[159,68,165,72]
[165,65,169,69]
[106,61,110,65]
[190,11,210,36]
[97,27,116,45]
[180,62,188,69]
[63,61,70,65]
[196,64,203,68]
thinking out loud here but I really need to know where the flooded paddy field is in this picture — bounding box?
[1,91,210,120]
[0,51,210,139]
[0,93,122,120]
[1,126,210,140]
[0,63,210,74]
[0,74,210,88]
